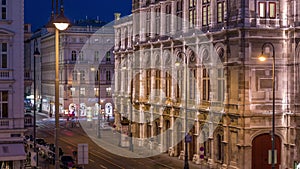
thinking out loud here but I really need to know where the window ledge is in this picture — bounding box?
[0,20,12,24]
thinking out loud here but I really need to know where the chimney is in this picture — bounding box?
[114,13,121,20]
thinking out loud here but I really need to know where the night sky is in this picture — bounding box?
[25,0,132,31]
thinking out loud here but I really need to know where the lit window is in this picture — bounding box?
[258,1,277,19]
[217,0,226,23]
[80,88,85,96]
[189,0,196,28]
[259,2,266,18]
[269,2,276,18]
[166,72,171,98]
[70,87,75,96]
[202,0,211,26]
[146,70,151,97]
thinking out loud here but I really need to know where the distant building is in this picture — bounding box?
[114,0,300,168]
[0,0,27,167]
[31,17,115,118]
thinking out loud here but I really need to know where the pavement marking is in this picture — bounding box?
[99,165,107,169]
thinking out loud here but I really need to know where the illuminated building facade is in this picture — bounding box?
[113,0,300,168]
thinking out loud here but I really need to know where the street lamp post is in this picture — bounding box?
[98,66,101,138]
[33,39,40,168]
[258,42,276,169]
[46,1,70,168]
[175,50,189,169]
[129,79,133,152]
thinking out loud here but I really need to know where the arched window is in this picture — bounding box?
[216,133,223,161]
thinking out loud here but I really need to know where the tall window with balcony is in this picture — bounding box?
[146,10,151,38]
[155,70,161,96]
[216,133,224,162]
[202,68,210,101]
[0,43,7,68]
[176,0,183,31]
[0,91,8,118]
[189,69,196,100]
[176,69,182,101]
[165,72,171,98]
[202,0,211,26]
[217,68,224,102]
[155,7,161,36]
[189,0,196,28]
[146,70,151,98]
[1,0,6,20]
[217,0,226,23]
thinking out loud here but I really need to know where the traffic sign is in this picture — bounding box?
[78,144,88,165]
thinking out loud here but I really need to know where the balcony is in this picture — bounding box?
[0,118,25,129]
[0,69,13,81]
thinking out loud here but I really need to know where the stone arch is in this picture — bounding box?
[198,45,210,64]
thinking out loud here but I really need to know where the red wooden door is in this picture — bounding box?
[252,134,281,169]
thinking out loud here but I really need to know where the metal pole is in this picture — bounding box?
[129,79,133,152]
[261,42,275,169]
[183,51,189,169]
[33,42,38,168]
[271,44,275,169]
[98,68,101,138]
[54,28,60,169]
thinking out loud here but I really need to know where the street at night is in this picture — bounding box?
[25,112,203,169]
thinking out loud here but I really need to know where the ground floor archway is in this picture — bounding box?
[252,133,281,169]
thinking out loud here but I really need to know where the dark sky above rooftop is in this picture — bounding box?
[25,0,132,31]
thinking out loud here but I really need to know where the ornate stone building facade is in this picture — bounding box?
[113,0,300,168]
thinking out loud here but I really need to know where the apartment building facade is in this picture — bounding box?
[113,0,300,168]
[0,0,27,168]
[37,18,115,118]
